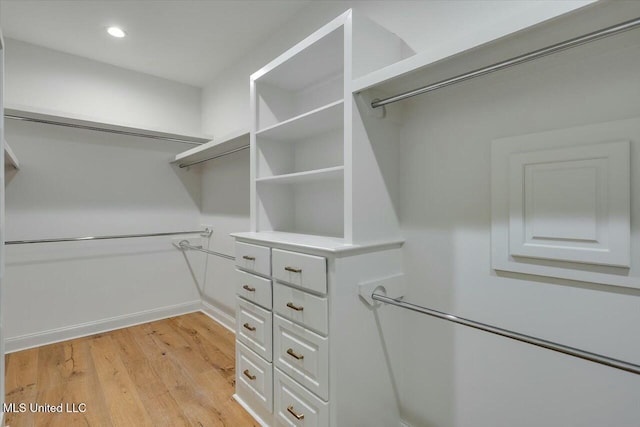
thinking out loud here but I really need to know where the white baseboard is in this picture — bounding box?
[5,300,201,353]
[200,299,235,333]
[233,394,270,427]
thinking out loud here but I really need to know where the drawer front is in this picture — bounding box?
[236,297,273,362]
[274,369,328,427]
[236,269,272,310]
[235,242,271,277]
[272,249,327,295]
[236,340,273,412]
[273,282,328,335]
[274,315,328,401]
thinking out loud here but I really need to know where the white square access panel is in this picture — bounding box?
[508,141,630,267]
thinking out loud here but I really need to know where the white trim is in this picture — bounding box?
[200,300,236,333]
[233,394,271,427]
[400,421,412,427]
[5,300,201,353]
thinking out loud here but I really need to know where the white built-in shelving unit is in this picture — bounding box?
[233,10,410,427]
[250,10,414,245]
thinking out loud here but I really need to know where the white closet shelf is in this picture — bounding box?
[350,2,593,93]
[6,107,211,145]
[256,165,343,185]
[173,128,249,166]
[4,139,20,170]
[256,99,344,138]
[257,100,343,141]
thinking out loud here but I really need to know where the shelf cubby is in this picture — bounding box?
[256,99,343,141]
[255,26,344,132]
[256,121,343,180]
[256,178,344,238]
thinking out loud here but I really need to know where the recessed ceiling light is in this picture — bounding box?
[107,26,126,38]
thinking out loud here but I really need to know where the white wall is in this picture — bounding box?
[4,38,203,137]
[395,20,640,427]
[198,149,250,328]
[3,119,205,351]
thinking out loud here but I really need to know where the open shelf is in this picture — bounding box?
[255,25,344,92]
[173,128,249,167]
[4,139,20,170]
[351,2,594,93]
[6,107,211,145]
[256,166,343,185]
[254,24,344,132]
[257,177,344,238]
[257,100,343,140]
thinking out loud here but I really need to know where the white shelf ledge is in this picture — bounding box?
[351,2,596,93]
[231,231,404,257]
[5,107,211,145]
[256,166,344,185]
[4,139,20,170]
[173,128,249,167]
[256,99,343,138]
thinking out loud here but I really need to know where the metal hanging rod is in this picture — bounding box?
[5,114,205,146]
[371,16,640,109]
[372,293,640,376]
[5,229,212,245]
[175,239,236,261]
[178,144,250,168]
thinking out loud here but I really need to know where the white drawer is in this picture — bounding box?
[274,368,328,427]
[273,282,328,336]
[236,269,272,310]
[236,297,272,362]
[272,249,327,295]
[236,340,273,413]
[274,315,328,401]
[235,241,271,277]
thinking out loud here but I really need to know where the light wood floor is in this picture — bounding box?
[4,312,259,427]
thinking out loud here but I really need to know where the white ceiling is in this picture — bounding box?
[0,0,311,87]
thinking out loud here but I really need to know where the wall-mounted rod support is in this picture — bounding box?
[372,293,640,376]
[176,239,236,261]
[5,114,205,146]
[371,17,640,108]
[6,229,212,245]
[178,145,250,168]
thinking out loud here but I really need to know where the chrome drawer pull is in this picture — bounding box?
[243,323,256,332]
[242,255,256,261]
[286,348,304,360]
[242,285,256,292]
[243,369,256,381]
[286,302,304,312]
[287,405,304,420]
[284,266,302,273]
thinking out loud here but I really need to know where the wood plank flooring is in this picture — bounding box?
[4,312,259,427]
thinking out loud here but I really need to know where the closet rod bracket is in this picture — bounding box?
[359,273,405,306]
